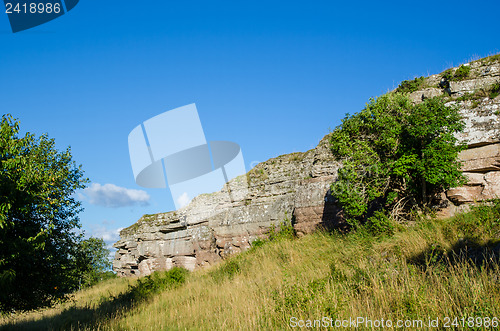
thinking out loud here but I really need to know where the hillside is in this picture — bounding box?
[2,201,499,329]
[1,54,500,330]
[113,54,500,277]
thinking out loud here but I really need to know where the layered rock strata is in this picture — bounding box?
[113,137,340,276]
[407,57,500,212]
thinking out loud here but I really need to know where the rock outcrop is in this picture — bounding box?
[113,136,341,276]
[408,57,500,212]
[114,55,500,277]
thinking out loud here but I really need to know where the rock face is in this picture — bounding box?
[413,58,500,211]
[114,55,500,277]
[113,136,341,276]
[446,146,500,204]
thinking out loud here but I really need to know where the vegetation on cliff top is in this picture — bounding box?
[395,76,425,93]
[441,64,471,82]
[2,201,499,329]
[329,93,466,228]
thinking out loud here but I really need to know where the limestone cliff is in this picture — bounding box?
[114,55,500,277]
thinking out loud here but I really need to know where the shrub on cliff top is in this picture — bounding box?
[396,76,425,93]
[442,64,471,81]
[329,93,466,227]
[454,64,471,80]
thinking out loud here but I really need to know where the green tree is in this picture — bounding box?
[0,114,88,311]
[330,93,466,227]
[75,237,114,289]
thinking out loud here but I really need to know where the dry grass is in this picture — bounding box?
[2,203,500,330]
[0,277,137,330]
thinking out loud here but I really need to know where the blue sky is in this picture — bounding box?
[1,0,499,249]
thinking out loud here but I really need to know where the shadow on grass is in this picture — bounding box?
[408,237,500,269]
[1,292,134,330]
[1,267,189,331]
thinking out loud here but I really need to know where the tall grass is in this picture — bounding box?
[2,201,499,330]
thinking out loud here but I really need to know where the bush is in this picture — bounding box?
[453,65,471,81]
[441,65,471,82]
[365,211,395,236]
[250,238,265,249]
[441,69,453,81]
[396,76,425,93]
[209,259,241,283]
[329,93,466,228]
[450,200,500,238]
[128,267,188,301]
[489,83,500,99]
[249,218,297,251]
[267,220,296,242]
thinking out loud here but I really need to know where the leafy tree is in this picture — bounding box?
[0,114,88,311]
[330,93,466,227]
[75,237,114,289]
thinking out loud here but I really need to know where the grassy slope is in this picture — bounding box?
[1,202,499,330]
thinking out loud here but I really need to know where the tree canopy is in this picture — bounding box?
[75,237,113,288]
[0,114,94,311]
[329,93,466,228]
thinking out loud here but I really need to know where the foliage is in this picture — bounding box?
[0,114,88,312]
[250,217,297,250]
[209,259,242,283]
[453,64,471,80]
[396,76,425,93]
[126,268,188,301]
[365,210,395,236]
[250,238,265,248]
[442,65,471,81]
[484,53,500,63]
[448,200,500,238]
[490,83,500,99]
[329,93,466,226]
[74,237,114,289]
[266,218,296,242]
[441,69,454,81]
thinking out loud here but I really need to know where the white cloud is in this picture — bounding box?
[83,183,150,208]
[89,225,123,243]
[176,192,191,208]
